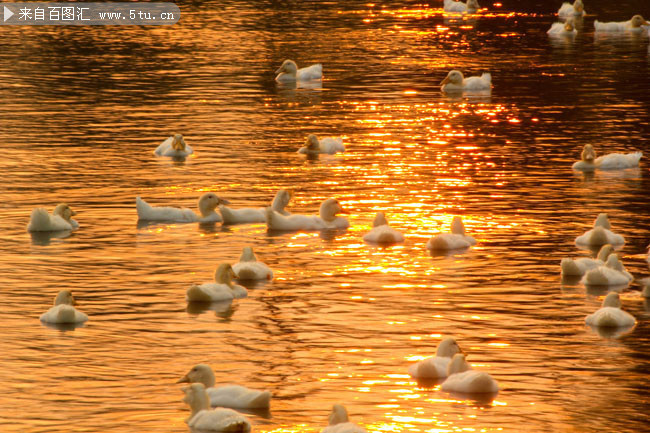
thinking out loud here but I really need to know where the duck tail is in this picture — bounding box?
[27,208,51,232]
[481,72,492,84]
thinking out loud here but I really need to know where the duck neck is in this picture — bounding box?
[240,247,256,262]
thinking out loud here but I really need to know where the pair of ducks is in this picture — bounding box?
[363,213,477,251]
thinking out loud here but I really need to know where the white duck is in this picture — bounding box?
[186,263,248,302]
[298,134,345,155]
[574,213,625,247]
[40,290,88,324]
[275,59,323,82]
[548,19,578,36]
[585,292,636,328]
[558,0,585,19]
[220,189,293,225]
[580,254,633,287]
[136,192,228,223]
[182,383,251,432]
[441,353,499,394]
[322,404,367,433]
[363,212,405,244]
[572,144,642,171]
[595,15,649,32]
[561,244,615,277]
[232,247,274,280]
[443,0,480,13]
[27,203,79,232]
[178,364,271,409]
[153,134,193,158]
[266,198,349,231]
[427,216,477,250]
[408,336,463,379]
[440,70,492,92]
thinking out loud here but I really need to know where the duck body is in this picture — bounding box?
[232,247,274,280]
[575,226,624,247]
[427,216,476,251]
[266,198,349,231]
[580,254,633,287]
[275,60,322,82]
[585,293,636,328]
[363,212,404,244]
[40,290,88,324]
[220,189,292,225]
[187,264,248,302]
[441,70,491,92]
[28,204,79,232]
[178,364,271,409]
[153,134,193,157]
[572,144,642,171]
[547,21,578,36]
[558,1,585,18]
[443,0,479,13]
[183,383,251,432]
[136,193,227,223]
[441,353,498,394]
[298,135,345,155]
[595,15,649,32]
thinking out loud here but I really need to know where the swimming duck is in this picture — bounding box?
[441,353,499,394]
[427,216,477,250]
[580,254,633,287]
[27,203,79,232]
[298,134,345,155]
[585,292,636,328]
[561,244,615,277]
[182,383,251,432]
[363,212,405,244]
[443,0,480,13]
[266,198,349,231]
[136,192,228,223]
[153,134,193,158]
[40,290,88,324]
[232,247,274,280]
[558,0,585,18]
[275,59,323,82]
[322,404,367,433]
[595,15,649,32]
[574,213,625,247]
[548,18,578,36]
[440,70,491,92]
[408,336,463,379]
[219,189,293,225]
[186,263,248,302]
[178,364,271,409]
[572,144,642,171]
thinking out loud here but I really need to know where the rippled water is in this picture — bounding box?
[1,1,650,432]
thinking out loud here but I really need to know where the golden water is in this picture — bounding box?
[1,1,649,432]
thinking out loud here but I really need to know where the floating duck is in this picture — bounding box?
[440,70,491,92]
[363,212,405,245]
[27,203,79,232]
[153,134,193,158]
[186,263,248,302]
[182,383,251,432]
[136,192,228,223]
[572,144,642,171]
[275,59,323,82]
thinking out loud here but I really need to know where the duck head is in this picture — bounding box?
[372,212,388,227]
[447,353,471,376]
[305,134,320,152]
[328,404,350,426]
[197,192,229,217]
[596,244,615,262]
[436,336,463,358]
[581,144,596,163]
[53,290,76,306]
[573,0,584,13]
[593,213,611,229]
[182,383,211,421]
[239,246,257,262]
[630,15,649,28]
[275,59,298,77]
[214,263,237,286]
[53,203,76,221]
[171,134,187,151]
[440,70,464,88]
[272,189,293,212]
[177,364,216,388]
[450,216,467,236]
[320,198,346,222]
[602,292,622,308]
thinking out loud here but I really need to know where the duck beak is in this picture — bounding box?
[440,77,450,86]
[219,197,231,205]
[275,66,283,74]
[71,210,77,216]
[338,206,349,215]
[176,374,190,384]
